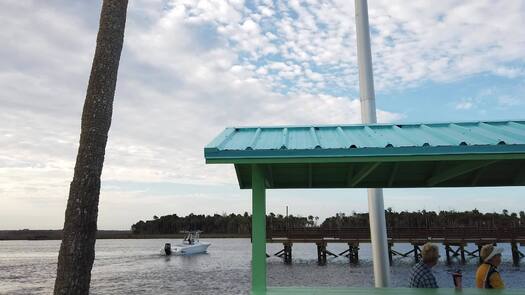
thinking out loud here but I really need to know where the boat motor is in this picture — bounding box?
[164,243,172,256]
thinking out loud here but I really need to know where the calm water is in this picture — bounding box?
[1,239,524,294]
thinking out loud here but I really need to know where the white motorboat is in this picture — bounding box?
[160,231,211,256]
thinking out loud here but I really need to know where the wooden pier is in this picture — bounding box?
[266,227,525,266]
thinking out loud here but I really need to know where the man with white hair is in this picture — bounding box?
[408,243,439,288]
[476,244,505,288]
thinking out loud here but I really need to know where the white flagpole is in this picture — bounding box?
[355,0,390,287]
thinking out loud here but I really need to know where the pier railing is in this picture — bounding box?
[267,226,525,243]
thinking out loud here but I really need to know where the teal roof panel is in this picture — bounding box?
[205,120,525,161]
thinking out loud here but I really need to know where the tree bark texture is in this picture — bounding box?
[54,1,128,294]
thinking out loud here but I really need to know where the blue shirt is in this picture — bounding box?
[408,262,438,288]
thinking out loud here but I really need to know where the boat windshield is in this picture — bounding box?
[183,231,201,244]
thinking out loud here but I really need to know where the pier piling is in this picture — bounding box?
[388,243,393,265]
[316,242,327,265]
[477,244,483,264]
[348,243,359,264]
[460,245,466,264]
[413,244,421,263]
[283,242,293,264]
[511,242,524,266]
[445,244,452,265]
[444,243,467,264]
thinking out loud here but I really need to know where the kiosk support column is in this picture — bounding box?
[251,164,266,294]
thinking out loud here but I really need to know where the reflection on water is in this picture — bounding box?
[0,239,524,294]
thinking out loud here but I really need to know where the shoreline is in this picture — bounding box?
[0,230,250,241]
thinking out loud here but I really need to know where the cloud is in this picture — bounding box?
[494,67,524,79]
[450,83,524,113]
[497,95,522,107]
[455,99,474,110]
[158,0,525,94]
[1,0,523,228]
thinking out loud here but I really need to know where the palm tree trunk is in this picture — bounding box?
[54,1,128,294]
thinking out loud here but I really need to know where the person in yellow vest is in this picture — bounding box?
[475,244,504,289]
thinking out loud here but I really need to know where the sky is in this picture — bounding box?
[1,0,524,230]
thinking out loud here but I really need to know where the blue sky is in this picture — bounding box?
[0,0,524,229]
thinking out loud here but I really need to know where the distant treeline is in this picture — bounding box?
[0,230,136,241]
[131,209,525,235]
[323,209,525,229]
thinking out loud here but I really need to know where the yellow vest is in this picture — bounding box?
[475,263,504,289]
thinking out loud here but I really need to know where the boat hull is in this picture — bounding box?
[160,242,211,256]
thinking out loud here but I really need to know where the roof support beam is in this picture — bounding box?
[234,164,244,189]
[471,165,487,186]
[346,164,355,186]
[471,161,497,186]
[388,162,398,187]
[514,166,525,185]
[350,162,380,187]
[308,164,313,188]
[265,165,274,188]
[427,160,498,187]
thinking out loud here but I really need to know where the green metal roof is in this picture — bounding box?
[205,120,525,189]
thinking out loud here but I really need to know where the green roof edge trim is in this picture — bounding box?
[205,145,525,163]
[206,153,525,164]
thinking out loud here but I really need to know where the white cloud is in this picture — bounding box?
[455,99,474,110]
[174,0,525,93]
[497,95,522,107]
[1,0,523,228]
[494,67,524,79]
